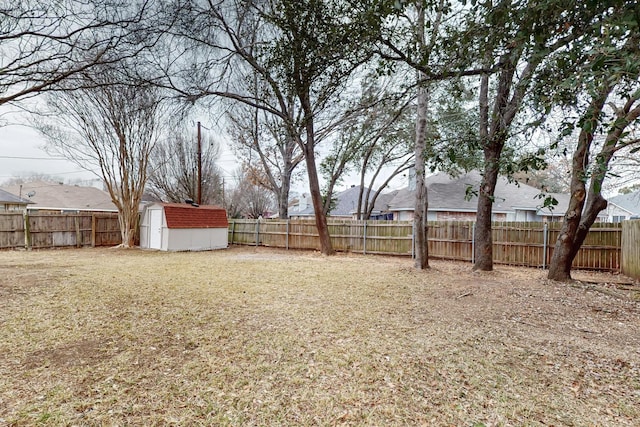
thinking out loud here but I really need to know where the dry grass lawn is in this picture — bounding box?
[0,246,639,426]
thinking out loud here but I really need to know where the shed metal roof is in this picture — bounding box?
[160,203,228,229]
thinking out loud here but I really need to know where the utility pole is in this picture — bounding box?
[197,121,202,205]
[222,177,226,209]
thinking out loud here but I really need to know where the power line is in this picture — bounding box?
[0,170,93,178]
[0,155,68,160]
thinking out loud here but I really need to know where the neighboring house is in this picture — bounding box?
[288,192,314,219]
[288,186,398,220]
[387,171,571,222]
[0,181,118,213]
[326,185,397,220]
[139,202,228,251]
[606,191,640,222]
[0,188,33,212]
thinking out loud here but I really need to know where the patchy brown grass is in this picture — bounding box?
[0,246,639,426]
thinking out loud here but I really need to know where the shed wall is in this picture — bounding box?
[139,206,166,250]
[166,227,228,251]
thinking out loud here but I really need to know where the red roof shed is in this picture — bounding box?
[140,203,228,251]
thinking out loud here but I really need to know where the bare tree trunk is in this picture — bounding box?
[474,61,491,271]
[412,0,431,270]
[119,208,139,248]
[278,165,292,219]
[414,79,430,270]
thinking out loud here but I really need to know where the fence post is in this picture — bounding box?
[91,214,96,247]
[542,222,548,269]
[230,220,235,245]
[286,219,289,250]
[363,221,367,255]
[23,211,31,250]
[255,219,260,247]
[471,222,476,264]
[411,220,415,259]
[75,215,81,248]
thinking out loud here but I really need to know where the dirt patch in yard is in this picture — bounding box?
[0,246,639,426]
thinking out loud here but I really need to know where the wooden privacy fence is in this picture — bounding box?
[0,212,122,249]
[229,219,622,272]
[621,220,640,280]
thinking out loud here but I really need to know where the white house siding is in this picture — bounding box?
[435,211,476,221]
[606,203,633,222]
[395,211,414,221]
[512,209,541,222]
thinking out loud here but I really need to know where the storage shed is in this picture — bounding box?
[140,203,228,251]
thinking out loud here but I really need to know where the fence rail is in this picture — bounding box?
[0,213,628,274]
[0,212,121,249]
[228,219,622,272]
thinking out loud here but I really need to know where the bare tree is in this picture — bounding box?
[147,129,224,205]
[376,0,452,270]
[36,66,169,247]
[225,170,274,219]
[0,1,165,108]
[1,173,65,186]
[320,78,415,219]
[227,98,304,219]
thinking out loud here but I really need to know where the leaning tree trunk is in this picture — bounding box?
[547,183,587,281]
[302,121,334,255]
[548,84,612,281]
[570,193,608,259]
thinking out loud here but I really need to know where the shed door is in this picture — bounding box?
[149,209,162,249]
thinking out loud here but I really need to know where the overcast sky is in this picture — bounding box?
[0,107,402,194]
[0,121,99,185]
[0,109,243,188]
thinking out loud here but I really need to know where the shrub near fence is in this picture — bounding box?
[228,219,622,272]
[0,212,122,249]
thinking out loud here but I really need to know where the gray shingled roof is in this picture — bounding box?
[0,188,32,205]
[291,186,399,217]
[0,180,117,212]
[331,185,397,216]
[388,171,569,215]
[609,191,640,215]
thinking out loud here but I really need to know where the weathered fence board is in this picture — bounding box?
[0,212,121,249]
[621,220,640,280]
[1,212,627,273]
[93,214,123,247]
[0,213,25,249]
[228,219,622,272]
